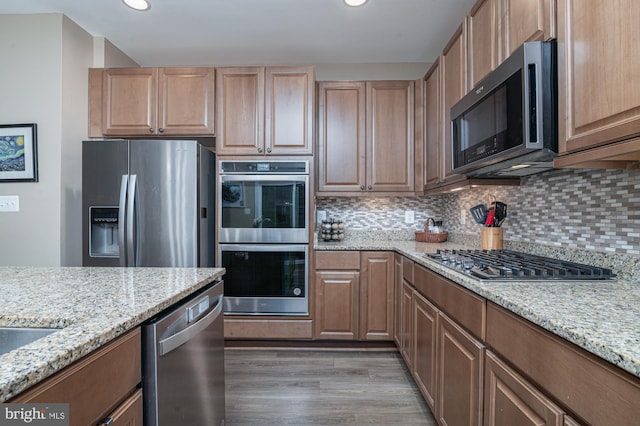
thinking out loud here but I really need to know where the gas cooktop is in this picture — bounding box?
[424,249,615,281]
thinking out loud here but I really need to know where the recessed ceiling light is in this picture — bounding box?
[344,0,368,7]
[123,0,151,11]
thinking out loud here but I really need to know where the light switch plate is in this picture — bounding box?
[460,209,466,225]
[317,210,327,222]
[0,195,19,212]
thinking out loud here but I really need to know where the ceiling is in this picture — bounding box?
[0,0,476,68]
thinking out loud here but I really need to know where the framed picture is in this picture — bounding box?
[0,123,38,182]
[222,182,245,207]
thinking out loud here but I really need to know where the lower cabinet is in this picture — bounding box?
[11,328,142,426]
[412,290,438,411]
[484,351,564,426]
[314,251,394,341]
[437,311,484,426]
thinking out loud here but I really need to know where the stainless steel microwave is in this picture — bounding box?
[451,40,557,177]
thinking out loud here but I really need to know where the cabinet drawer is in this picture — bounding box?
[414,264,486,340]
[402,257,414,284]
[315,251,360,270]
[12,328,141,426]
[487,302,640,425]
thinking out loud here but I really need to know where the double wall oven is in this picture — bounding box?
[218,160,309,315]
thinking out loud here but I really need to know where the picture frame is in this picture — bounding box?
[0,123,38,182]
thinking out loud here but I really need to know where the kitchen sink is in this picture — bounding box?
[0,327,58,356]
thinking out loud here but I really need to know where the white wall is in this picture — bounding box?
[0,14,64,266]
[0,14,97,266]
[60,16,94,266]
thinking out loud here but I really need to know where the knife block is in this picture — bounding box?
[481,227,503,250]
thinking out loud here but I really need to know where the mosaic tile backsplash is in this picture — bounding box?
[316,168,640,255]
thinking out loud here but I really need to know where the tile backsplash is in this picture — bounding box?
[316,168,640,255]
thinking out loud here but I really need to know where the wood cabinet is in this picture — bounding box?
[314,251,394,341]
[468,0,498,88]
[425,23,468,193]
[91,67,215,137]
[317,80,414,195]
[216,66,314,156]
[498,0,556,60]
[554,0,640,169]
[360,251,395,340]
[487,302,640,426]
[484,350,563,426]
[397,260,486,423]
[393,254,403,347]
[412,290,438,411]
[11,328,142,426]
[437,312,484,426]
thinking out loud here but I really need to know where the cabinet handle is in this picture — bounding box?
[266,147,272,153]
[158,127,164,133]
[148,128,154,133]
[368,185,372,190]
[360,185,365,190]
[257,147,263,153]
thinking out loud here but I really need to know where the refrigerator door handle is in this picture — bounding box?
[118,175,129,267]
[127,174,137,267]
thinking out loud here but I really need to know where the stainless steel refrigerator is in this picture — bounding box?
[82,139,215,267]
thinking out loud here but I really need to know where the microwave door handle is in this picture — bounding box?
[126,174,137,267]
[118,175,128,267]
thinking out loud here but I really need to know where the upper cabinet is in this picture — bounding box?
[468,0,498,88]
[317,80,414,195]
[424,60,442,190]
[499,0,556,60]
[426,23,468,192]
[554,0,640,169]
[89,67,215,137]
[216,66,314,156]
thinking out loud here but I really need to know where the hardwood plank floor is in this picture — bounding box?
[224,348,437,425]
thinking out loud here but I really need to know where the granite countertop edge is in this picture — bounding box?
[315,240,640,379]
[0,267,225,402]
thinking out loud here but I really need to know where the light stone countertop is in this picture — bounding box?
[316,239,640,379]
[0,266,225,402]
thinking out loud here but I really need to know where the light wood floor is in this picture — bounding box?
[224,348,437,425]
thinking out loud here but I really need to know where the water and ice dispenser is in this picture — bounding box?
[89,207,119,257]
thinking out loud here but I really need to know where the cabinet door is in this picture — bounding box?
[158,67,214,136]
[413,290,438,411]
[360,252,394,340]
[499,0,555,60]
[314,270,359,340]
[484,351,564,426]
[557,0,640,154]
[424,60,442,190]
[441,23,467,185]
[317,81,366,193]
[394,254,403,346]
[103,68,157,136]
[400,281,413,366]
[366,81,414,192]
[100,388,143,426]
[468,0,498,88]
[437,312,484,426]
[215,67,265,155]
[265,66,314,155]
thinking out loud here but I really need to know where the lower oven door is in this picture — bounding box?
[219,244,308,315]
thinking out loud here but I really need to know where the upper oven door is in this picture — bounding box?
[219,174,309,243]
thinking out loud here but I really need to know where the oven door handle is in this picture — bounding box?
[157,295,223,356]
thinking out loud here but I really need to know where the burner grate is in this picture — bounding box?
[424,249,615,281]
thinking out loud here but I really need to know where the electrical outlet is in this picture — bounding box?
[460,209,466,225]
[405,210,415,224]
[0,195,19,212]
[317,210,327,222]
